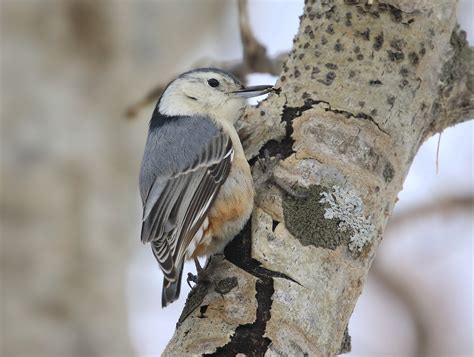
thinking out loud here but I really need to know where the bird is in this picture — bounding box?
[138,68,273,307]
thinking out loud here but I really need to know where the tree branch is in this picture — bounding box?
[388,194,474,228]
[125,0,285,119]
[163,1,472,355]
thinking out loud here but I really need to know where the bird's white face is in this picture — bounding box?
[158,69,272,124]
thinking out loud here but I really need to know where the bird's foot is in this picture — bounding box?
[254,149,282,188]
[253,150,308,198]
[186,258,210,288]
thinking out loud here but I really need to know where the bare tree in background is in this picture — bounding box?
[159,0,473,355]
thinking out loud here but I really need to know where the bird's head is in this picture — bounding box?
[158,68,273,123]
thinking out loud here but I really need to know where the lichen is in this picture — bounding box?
[319,186,375,252]
[282,185,351,250]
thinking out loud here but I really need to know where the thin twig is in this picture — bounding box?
[124,0,285,119]
[387,195,474,228]
[435,132,442,174]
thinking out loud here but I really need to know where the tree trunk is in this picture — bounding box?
[163,0,473,355]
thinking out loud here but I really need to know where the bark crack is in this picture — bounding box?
[254,95,391,165]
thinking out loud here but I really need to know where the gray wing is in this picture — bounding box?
[139,113,233,283]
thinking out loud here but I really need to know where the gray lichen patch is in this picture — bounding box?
[319,186,375,252]
[282,185,350,250]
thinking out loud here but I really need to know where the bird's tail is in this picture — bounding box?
[161,262,184,307]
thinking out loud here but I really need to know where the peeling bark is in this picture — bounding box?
[163,0,473,355]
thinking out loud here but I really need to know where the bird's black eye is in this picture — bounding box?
[207,78,220,87]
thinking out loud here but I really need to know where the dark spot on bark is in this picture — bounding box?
[348,57,354,62]
[344,0,359,4]
[357,28,370,41]
[309,13,316,20]
[387,95,396,107]
[326,24,334,34]
[399,67,409,77]
[383,162,395,183]
[280,75,286,82]
[349,70,356,78]
[311,66,321,79]
[389,6,403,22]
[260,110,265,116]
[304,25,311,34]
[357,54,364,60]
[324,5,337,20]
[408,51,419,65]
[390,38,406,51]
[370,108,377,116]
[214,277,238,295]
[304,42,310,49]
[359,101,365,107]
[309,31,315,39]
[299,53,305,60]
[321,36,328,45]
[370,11,380,19]
[420,45,426,56]
[369,79,383,86]
[354,46,360,53]
[345,12,352,26]
[304,64,311,71]
[198,305,208,318]
[334,40,344,51]
[387,50,404,62]
[315,50,322,57]
[318,71,336,85]
[325,63,338,70]
[399,79,409,88]
[302,91,311,99]
[295,69,301,78]
[373,32,384,51]
[283,185,351,249]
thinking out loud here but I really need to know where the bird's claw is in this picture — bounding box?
[258,149,282,173]
[186,272,198,288]
[255,149,282,188]
[186,267,210,289]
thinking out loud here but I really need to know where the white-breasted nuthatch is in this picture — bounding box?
[139,68,273,306]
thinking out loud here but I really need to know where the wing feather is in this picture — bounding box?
[139,113,234,283]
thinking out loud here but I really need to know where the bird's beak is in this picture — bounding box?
[232,84,274,98]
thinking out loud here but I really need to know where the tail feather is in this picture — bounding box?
[161,263,184,307]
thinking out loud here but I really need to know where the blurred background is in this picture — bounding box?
[1,1,472,356]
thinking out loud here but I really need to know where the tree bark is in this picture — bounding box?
[163,0,473,355]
